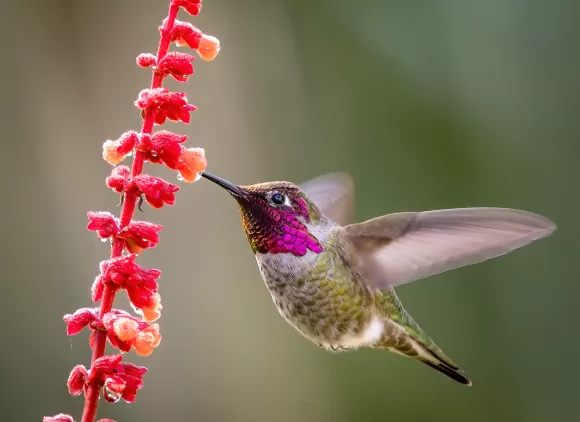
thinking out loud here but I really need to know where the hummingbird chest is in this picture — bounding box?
[255,249,374,346]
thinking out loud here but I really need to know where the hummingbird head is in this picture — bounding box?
[201,172,325,256]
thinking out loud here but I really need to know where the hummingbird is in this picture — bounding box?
[201,171,556,386]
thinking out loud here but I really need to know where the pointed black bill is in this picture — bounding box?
[201,171,248,196]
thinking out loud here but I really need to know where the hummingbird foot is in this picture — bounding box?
[329,344,350,352]
[317,343,349,352]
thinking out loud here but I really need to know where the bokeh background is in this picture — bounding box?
[2,0,579,421]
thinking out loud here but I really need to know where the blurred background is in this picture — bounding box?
[1,0,579,421]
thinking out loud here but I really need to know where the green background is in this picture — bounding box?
[1,0,579,421]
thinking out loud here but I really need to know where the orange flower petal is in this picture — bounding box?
[140,293,162,322]
[177,147,207,182]
[196,34,220,61]
[102,140,126,165]
[112,317,139,342]
[133,325,162,356]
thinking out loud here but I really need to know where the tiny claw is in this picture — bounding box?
[117,194,125,207]
[137,195,144,212]
[330,345,349,351]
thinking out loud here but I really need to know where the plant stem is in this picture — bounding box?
[80,3,180,421]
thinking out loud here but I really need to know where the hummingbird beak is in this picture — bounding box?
[201,171,248,196]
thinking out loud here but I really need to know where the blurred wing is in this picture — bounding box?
[301,173,354,225]
[341,208,556,289]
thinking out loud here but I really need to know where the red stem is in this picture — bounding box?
[80,3,180,422]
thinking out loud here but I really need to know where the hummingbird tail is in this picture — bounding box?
[376,320,473,386]
[407,325,473,386]
[376,290,472,385]
[418,351,472,386]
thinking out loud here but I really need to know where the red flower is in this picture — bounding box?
[119,220,163,253]
[157,52,196,82]
[102,131,139,165]
[137,52,196,82]
[107,312,139,341]
[87,213,162,253]
[87,211,120,240]
[137,131,207,182]
[103,311,162,356]
[134,292,163,323]
[92,254,162,321]
[106,168,179,209]
[63,308,99,335]
[87,355,147,404]
[105,165,131,193]
[163,18,220,61]
[133,174,179,208]
[166,19,203,49]
[172,0,202,16]
[139,130,187,168]
[135,88,197,125]
[63,307,130,352]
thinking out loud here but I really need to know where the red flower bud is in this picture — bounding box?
[102,131,139,165]
[105,165,131,193]
[137,53,157,68]
[157,51,195,82]
[172,0,202,16]
[44,415,75,422]
[91,272,106,303]
[165,19,203,49]
[87,212,120,240]
[63,308,99,335]
[67,365,88,396]
[106,169,178,209]
[94,255,162,319]
[139,130,187,168]
[133,174,179,208]
[91,355,123,376]
[120,220,163,254]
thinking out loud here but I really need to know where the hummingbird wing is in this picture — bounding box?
[301,173,354,225]
[340,208,555,289]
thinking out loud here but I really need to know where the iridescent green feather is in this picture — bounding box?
[376,289,459,369]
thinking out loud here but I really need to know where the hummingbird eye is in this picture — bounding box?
[270,193,286,205]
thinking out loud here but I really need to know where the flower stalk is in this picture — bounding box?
[44,1,219,421]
